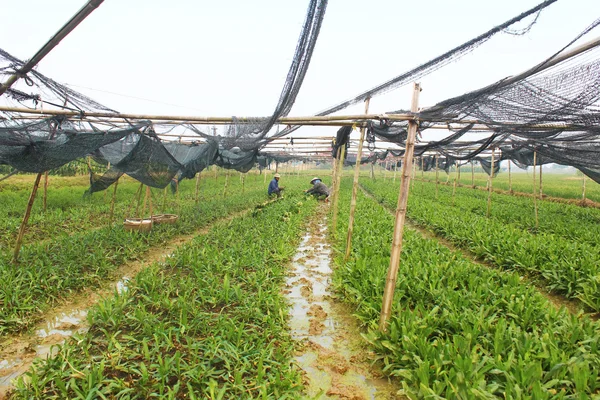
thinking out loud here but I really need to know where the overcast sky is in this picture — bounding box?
[1,0,598,142]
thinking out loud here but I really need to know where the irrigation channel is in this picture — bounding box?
[285,205,401,399]
[0,206,260,398]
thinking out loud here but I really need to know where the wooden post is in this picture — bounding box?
[133,182,144,217]
[508,160,513,193]
[539,163,543,199]
[140,186,149,218]
[435,155,439,199]
[344,97,370,261]
[148,186,153,218]
[370,163,374,180]
[195,172,201,203]
[486,147,495,218]
[379,83,421,332]
[223,170,229,197]
[12,173,43,263]
[242,173,246,194]
[471,161,475,187]
[532,152,539,229]
[332,144,346,234]
[43,172,49,212]
[582,173,587,201]
[393,160,398,183]
[162,187,168,212]
[411,158,416,188]
[109,177,119,223]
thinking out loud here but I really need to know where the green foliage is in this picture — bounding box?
[331,179,600,399]
[11,193,315,398]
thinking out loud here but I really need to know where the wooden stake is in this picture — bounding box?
[370,163,375,180]
[539,163,543,199]
[140,185,149,219]
[43,171,49,212]
[379,83,421,332]
[508,160,512,193]
[393,160,398,183]
[582,173,587,200]
[195,172,201,204]
[109,177,119,223]
[12,173,43,263]
[435,155,439,199]
[332,145,346,234]
[344,97,370,261]
[486,147,495,218]
[162,187,168,212]
[532,152,539,229]
[133,182,144,217]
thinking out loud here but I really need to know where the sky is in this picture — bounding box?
[1,0,599,143]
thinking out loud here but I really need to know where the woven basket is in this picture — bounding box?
[123,218,153,232]
[152,214,179,225]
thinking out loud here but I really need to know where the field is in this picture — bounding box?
[1,169,599,399]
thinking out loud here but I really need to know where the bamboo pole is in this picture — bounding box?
[195,172,201,203]
[435,155,439,199]
[393,160,398,183]
[452,166,458,206]
[0,0,105,96]
[508,160,512,193]
[533,152,539,229]
[148,186,153,218]
[471,161,475,187]
[43,171,49,212]
[539,163,543,199]
[344,97,370,261]
[140,186,149,219]
[109,177,119,223]
[582,173,587,201]
[332,145,346,235]
[411,158,416,188]
[370,163,375,180]
[223,170,229,197]
[242,173,246,194]
[162,187,168,212]
[379,82,421,332]
[133,183,144,217]
[486,147,495,218]
[12,173,43,263]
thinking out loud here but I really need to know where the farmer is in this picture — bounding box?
[268,173,284,197]
[304,177,330,201]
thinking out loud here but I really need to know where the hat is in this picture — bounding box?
[310,177,320,184]
[274,173,281,178]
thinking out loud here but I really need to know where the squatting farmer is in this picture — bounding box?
[268,173,284,197]
[304,177,330,201]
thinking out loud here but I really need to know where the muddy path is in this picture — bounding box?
[0,204,266,398]
[285,204,403,399]
[359,184,585,317]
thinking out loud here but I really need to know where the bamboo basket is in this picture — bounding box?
[123,218,153,232]
[151,214,179,225]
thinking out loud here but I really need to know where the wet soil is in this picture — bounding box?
[285,204,403,399]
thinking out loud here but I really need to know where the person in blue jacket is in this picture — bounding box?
[268,173,284,197]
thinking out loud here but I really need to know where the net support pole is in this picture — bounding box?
[242,173,246,194]
[162,187,167,212]
[486,147,496,218]
[435,155,439,199]
[109,177,119,223]
[344,97,370,262]
[582,173,587,201]
[264,170,267,184]
[12,173,43,264]
[539,163,543,199]
[393,160,398,183]
[379,82,421,332]
[533,152,539,229]
[452,165,458,206]
[471,161,475,187]
[0,0,104,96]
[332,144,346,235]
[195,172,201,204]
[42,172,49,212]
[508,160,512,193]
[411,158,416,188]
[223,171,229,198]
[370,163,374,180]
[140,186,149,219]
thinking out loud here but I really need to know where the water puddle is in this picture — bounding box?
[285,211,402,399]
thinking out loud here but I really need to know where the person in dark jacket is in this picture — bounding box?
[268,173,284,197]
[305,177,330,201]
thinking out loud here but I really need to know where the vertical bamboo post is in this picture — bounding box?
[176,179,181,216]
[223,170,229,197]
[539,163,543,199]
[12,173,43,263]
[411,158,416,188]
[532,152,539,229]
[370,163,375,180]
[43,171,49,212]
[148,186,153,218]
[452,166,458,206]
[109,177,119,223]
[162,187,168,212]
[486,147,495,218]
[332,144,346,234]
[582,173,587,201]
[379,83,421,332]
[393,160,398,183]
[344,97,370,261]
[264,170,267,184]
[435,155,439,199]
[195,172,201,204]
[140,185,149,219]
[242,172,246,194]
[508,160,513,193]
[471,161,475,187]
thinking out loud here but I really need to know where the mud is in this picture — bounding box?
[285,205,403,399]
